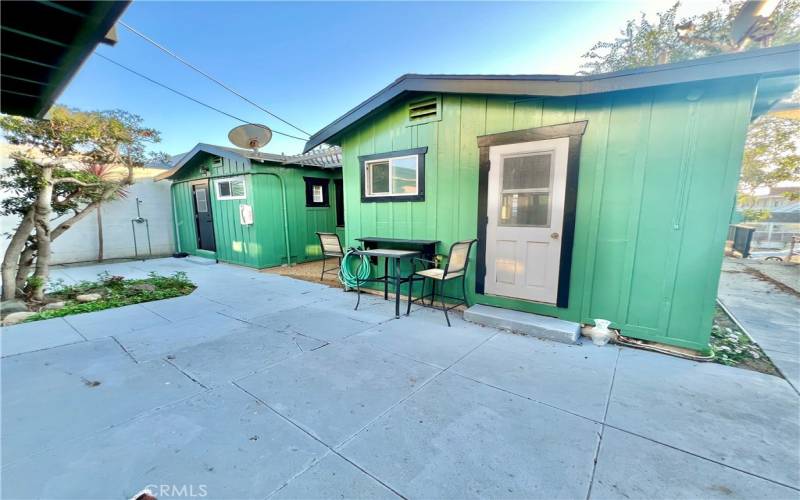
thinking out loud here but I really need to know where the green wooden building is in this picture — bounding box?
[158,144,344,269]
[303,44,799,351]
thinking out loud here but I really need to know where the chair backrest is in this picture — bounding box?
[317,232,343,255]
[445,239,477,275]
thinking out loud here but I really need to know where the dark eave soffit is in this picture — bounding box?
[0,1,130,119]
[304,43,800,152]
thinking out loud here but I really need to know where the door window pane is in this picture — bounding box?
[502,153,552,190]
[368,161,390,194]
[195,188,208,213]
[499,193,550,226]
[392,156,417,194]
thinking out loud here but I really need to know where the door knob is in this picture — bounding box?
[551,232,560,239]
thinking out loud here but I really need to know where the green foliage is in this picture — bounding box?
[26,271,196,321]
[0,106,162,219]
[25,275,44,293]
[710,319,763,366]
[580,1,800,74]
[740,207,772,222]
[580,1,800,196]
[741,110,800,192]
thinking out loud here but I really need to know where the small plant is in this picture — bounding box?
[24,271,196,322]
[710,323,762,366]
[709,306,777,376]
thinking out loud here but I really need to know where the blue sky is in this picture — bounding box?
[59,1,718,156]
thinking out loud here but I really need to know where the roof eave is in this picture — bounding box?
[303,43,800,153]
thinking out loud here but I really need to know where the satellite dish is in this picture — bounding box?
[228,123,272,151]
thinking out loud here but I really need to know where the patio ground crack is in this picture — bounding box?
[585,347,621,500]
[231,381,408,500]
[164,357,208,389]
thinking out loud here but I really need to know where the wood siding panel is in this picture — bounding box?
[337,79,758,350]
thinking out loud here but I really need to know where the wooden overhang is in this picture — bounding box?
[1,1,130,118]
[303,43,800,153]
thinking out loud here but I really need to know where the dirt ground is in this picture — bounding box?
[262,259,344,288]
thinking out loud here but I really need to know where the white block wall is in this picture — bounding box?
[0,178,175,265]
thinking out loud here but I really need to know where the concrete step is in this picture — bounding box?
[464,304,581,344]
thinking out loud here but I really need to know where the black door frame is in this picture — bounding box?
[190,179,217,252]
[475,120,588,308]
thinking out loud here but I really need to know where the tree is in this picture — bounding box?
[580,1,800,74]
[0,106,160,301]
[579,0,800,205]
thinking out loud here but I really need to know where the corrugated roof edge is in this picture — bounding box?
[303,43,800,152]
[154,143,335,181]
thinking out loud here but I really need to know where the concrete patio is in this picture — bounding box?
[1,257,798,499]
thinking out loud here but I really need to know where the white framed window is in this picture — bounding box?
[359,147,427,202]
[364,155,418,197]
[312,184,324,203]
[214,176,246,200]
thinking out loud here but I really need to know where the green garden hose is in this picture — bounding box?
[339,248,371,290]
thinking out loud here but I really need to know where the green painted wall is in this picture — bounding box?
[170,152,342,269]
[336,77,758,350]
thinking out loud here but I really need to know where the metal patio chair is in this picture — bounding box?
[316,232,344,280]
[406,239,477,326]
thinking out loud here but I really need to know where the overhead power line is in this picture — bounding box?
[118,21,311,137]
[95,53,308,142]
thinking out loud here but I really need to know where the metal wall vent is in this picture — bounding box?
[409,97,439,121]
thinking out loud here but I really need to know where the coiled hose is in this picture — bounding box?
[339,248,371,290]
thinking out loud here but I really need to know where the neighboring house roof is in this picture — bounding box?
[769,201,800,223]
[155,143,342,181]
[303,43,800,152]
[1,1,130,118]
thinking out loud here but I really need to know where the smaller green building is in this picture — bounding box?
[158,144,344,269]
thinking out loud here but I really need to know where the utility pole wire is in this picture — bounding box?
[95,53,308,142]
[118,21,311,137]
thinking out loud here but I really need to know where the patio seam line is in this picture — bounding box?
[333,331,501,452]
[0,338,85,360]
[585,347,621,500]
[111,335,138,364]
[63,317,88,341]
[449,371,604,424]
[602,422,800,492]
[230,381,408,500]
[444,338,800,493]
[0,387,209,470]
[260,449,337,500]
[164,357,209,389]
[137,302,174,322]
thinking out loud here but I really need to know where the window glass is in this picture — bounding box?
[360,150,425,202]
[368,161,390,194]
[500,193,550,226]
[313,184,324,203]
[502,153,551,190]
[230,179,245,197]
[392,156,418,194]
[499,152,552,227]
[215,177,246,200]
[195,188,208,213]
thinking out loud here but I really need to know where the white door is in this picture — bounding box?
[485,137,569,304]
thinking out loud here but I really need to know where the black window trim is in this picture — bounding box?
[359,147,427,203]
[304,177,330,208]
